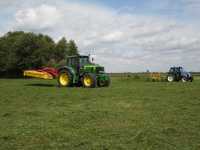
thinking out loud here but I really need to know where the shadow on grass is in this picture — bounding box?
[24,83,108,88]
[25,83,56,87]
[24,83,79,88]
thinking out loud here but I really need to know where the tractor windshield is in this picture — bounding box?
[79,57,91,66]
[180,68,186,73]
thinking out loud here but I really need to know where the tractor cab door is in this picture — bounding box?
[173,67,182,80]
[67,57,79,74]
[177,67,182,78]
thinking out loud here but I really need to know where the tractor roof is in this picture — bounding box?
[170,66,183,69]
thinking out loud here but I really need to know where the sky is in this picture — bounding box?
[0,0,200,72]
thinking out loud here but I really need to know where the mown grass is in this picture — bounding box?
[0,77,200,150]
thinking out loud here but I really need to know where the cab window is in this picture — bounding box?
[79,57,90,66]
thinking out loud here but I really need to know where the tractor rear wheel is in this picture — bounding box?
[82,73,97,88]
[58,70,73,87]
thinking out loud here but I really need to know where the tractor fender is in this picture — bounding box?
[57,66,76,83]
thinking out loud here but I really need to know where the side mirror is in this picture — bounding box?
[89,55,96,63]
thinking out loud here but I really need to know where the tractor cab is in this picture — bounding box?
[66,55,93,75]
[66,55,105,74]
[67,55,91,69]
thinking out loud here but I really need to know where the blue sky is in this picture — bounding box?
[68,0,196,21]
[81,0,139,8]
[1,0,196,28]
[0,0,200,72]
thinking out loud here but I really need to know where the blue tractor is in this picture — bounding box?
[167,67,193,82]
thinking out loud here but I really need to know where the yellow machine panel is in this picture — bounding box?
[24,70,53,80]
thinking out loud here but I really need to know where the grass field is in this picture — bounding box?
[0,77,200,150]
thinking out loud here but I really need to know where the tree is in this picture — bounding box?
[67,40,79,56]
[0,31,55,75]
[0,31,79,77]
[0,38,7,72]
[55,37,68,61]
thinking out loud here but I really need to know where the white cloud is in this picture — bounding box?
[102,31,123,42]
[2,1,200,72]
[0,31,3,37]
[15,4,63,31]
[0,0,17,6]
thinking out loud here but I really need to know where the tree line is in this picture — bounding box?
[0,31,79,77]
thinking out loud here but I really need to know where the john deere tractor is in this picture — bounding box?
[57,55,110,88]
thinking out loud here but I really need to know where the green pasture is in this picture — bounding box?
[0,77,200,150]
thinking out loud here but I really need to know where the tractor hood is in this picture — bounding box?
[181,71,192,78]
[184,72,192,78]
[84,63,101,67]
[83,64,105,73]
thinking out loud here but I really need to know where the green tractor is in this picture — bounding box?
[57,55,110,88]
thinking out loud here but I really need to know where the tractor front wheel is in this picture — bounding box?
[181,77,187,83]
[98,76,111,87]
[82,73,97,88]
[167,75,174,82]
[105,76,111,87]
[58,70,73,87]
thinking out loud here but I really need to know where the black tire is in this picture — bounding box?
[105,76,111,87]
[82,73,97,88]
[57,70,73,87]
[98,76,111,87]
[181,77,187,83]
[167,75,174,82]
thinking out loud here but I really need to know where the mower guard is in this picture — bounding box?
[24,67,58,80]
